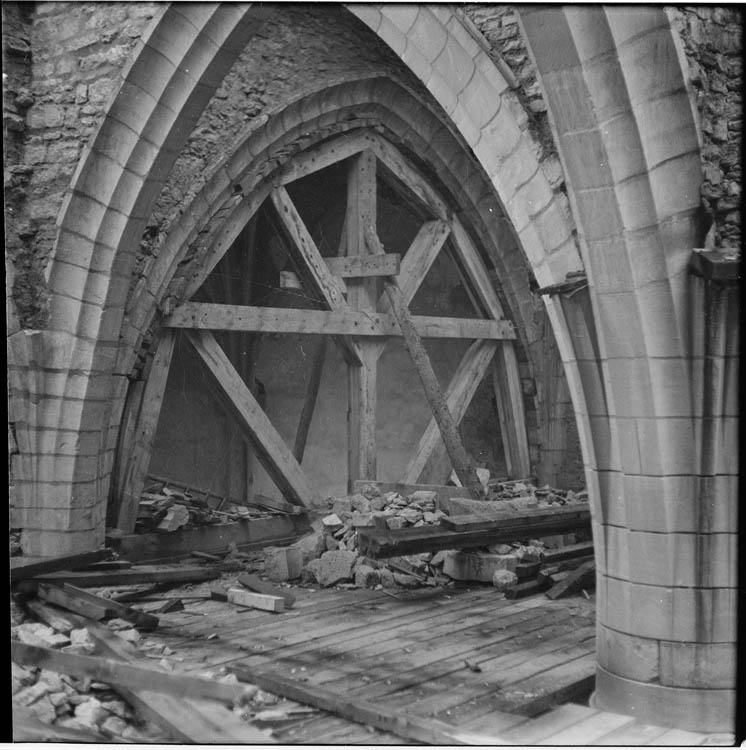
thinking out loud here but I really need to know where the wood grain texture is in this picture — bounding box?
[186,329,320,507]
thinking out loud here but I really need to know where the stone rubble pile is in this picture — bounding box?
[11,616,169,742]
[262,481,589,590]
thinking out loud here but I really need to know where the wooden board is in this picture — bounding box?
[165,303,514,340]
[109,516,306,563]
[227,587,285,612]
[441,503,591,531]
[116,329,177,532]
[34,564,223,588]
[231,666,511,745]
[237,573,296,607]
[37,606,274,744]
[326,253,400,278]
[186,330,321,507]
[10,549,113,583]
[11,641,258,705]
[546,559,596,599]
[357,513,592,558]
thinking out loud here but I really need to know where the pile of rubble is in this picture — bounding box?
[12,614,167,742]
[260,481,590,591]
[135,482,272,533]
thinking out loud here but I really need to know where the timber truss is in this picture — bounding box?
[113,130,531,527]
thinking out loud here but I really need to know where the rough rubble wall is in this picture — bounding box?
[667,6,742,251]
[4,2,159,329]
[134,4,420,294]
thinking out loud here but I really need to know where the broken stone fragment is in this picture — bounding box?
[423,510,445,524]
[12,663,37,694]
[289,531,325,564]
[315,550,358,586]
[392,572,420,588]
[38,669,66,693]
[106,618,133,631]
[116,628,140,643]
[321,513,343,530]
[354,564,380,588]
[15,622,70,648]
[351,511,373,527]
[100,715,129,738]
[386,516,406,530]
[156,503,190,532]
[492,569,519,591]
[100,699,130,720]
[324,536,339,551]
[330,497,353,515]
[14,681,50,707]
[69,627,96,650]
[399,508,423,524]
[429,550,449,567]
[300,558,322,584]
[369,496,387,511]
[263,545,303,581]
[488,544,513,555]
[28,694,57,723]
[378,568,395,587]
[350,493,371,513]
[48,690,69,708]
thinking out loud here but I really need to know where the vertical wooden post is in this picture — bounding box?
[492,343,531,479]
[115,330,177,532]
[293,337,327,463]
[345,151,381,490]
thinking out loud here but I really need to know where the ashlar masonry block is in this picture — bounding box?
[597,624,660,683]
[659,642,736,689]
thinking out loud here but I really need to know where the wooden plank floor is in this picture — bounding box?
[145,583,731,745]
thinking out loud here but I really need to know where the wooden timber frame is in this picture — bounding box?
[115,131,531,525]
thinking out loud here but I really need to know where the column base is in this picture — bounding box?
[594,664,736,734]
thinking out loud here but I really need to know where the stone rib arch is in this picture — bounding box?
[518,5,735,731]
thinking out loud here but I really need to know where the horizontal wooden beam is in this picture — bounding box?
[165,303,516,340]
[10,549,113,583]
[356,512,591,558]
[326,252,400,278]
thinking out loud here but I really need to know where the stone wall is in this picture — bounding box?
[667,6,742,251]
[4,2,159,329]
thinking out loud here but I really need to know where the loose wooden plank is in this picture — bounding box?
[292,337,326,463]
[111,516,306,563]
[10,549,113,583]
[24,598,76,634]
[441,503,591,532]
[366,224,481,494]
[542,541,595,563]
[46,606,273,744]
[357,514,592,558]
[248,494,306,516]
[403,339,499,485]
[36,582,117,620]
[35,564,222,588]
[226,588,285,612]
[237,573,296,607]
[11,641,259,706]
[504,579,552,599]
[326,253,400,278]
[186,329,320,507]
[12,706,107,743]
[36,582,159,630]
[116,329,177,532]
[230,667,510,745]
[537,554,595,584]
[270,185,361,366]
[546,559,596,599]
